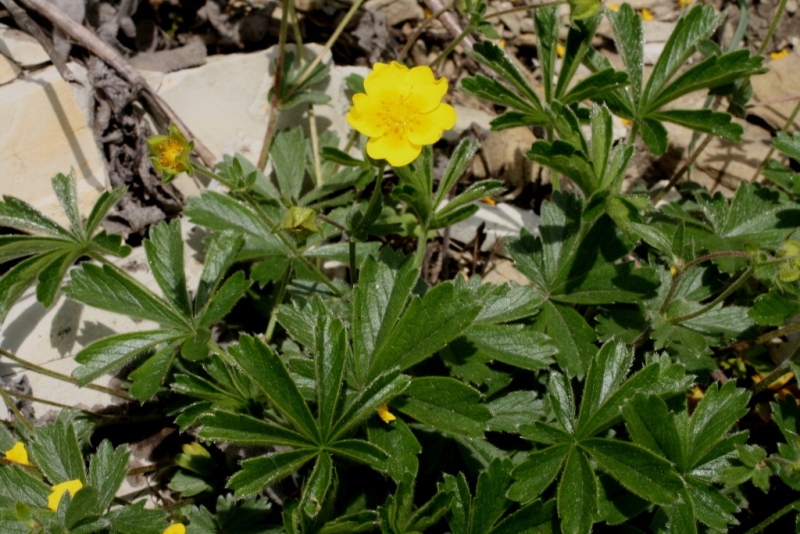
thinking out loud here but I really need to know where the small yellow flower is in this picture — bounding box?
[4,442,29,465]
[147,124,195,183]
[377,404,396,423]
[48,479,83,511]
[770,49,789,60]
[669,265,678,276]
[498,39,506,49]
[678,0,692,7]
[641,8,653,21]
[346,62,457,167]
[606,4,620,11]
[163,524,186,534]
[556,44,566,58]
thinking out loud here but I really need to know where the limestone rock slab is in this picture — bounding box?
[0,53,20,85]
[0,25,49,67]
[0,63,107,227]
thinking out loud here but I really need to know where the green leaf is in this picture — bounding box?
[534,7,558,102]
[492,499,558,534]
[301,453,333,518]
[560,69,629,106]
[629,222,675,258]
[368,281,481,381]
[580,438,683,505]
[169,471,212,497]
[688,480,740,530]
[607,3,643,105]
[229,450,318,498]
[0,236,71,264]
[558,447,597,534]
[271,127,306,200]
[30,413,86,485]
[534,301,596,377]
[0,465,51,508]
[474,284,544,325]
[51,172,82,237]
[471,458,514,534]
[194,230,244,310]
[508,444,571,504]
[526,141,595,196]
[577,341,633,433]
[775,131,800,161]
[486,390,545,434]
[651,109,743,142]
[435,180,504,221]
[548,371,576,435]
[642,5,724,105]
[352,249,418,386]
[0,251,63,322]
[329,371,411,441]
[623,394,684,467]
[396,377,491,438]
[143,220,192,318]
[106,501,169,534]
[128,340,181,401]
[433,139,479,209]
[197,271,251,328]
[89,440,130,510]
[596,475,649,526]
[641,117,669,156]
[687,381,749,469]
[73,330,181,386]
[315,314,346,439]
[184,191,286,256]
[229,335,320,442]
[35,249,79,307]
[199,410,316,448]
[464,324,556,371]
[749,290,800,326]
[64,263,188,327]
[328,439,389,471]
[64,485,100,529]
[85,186,127,237]
[0,195,72,238]
[367,418,421,481]
[460,75,541,115]
[467,42,543,112]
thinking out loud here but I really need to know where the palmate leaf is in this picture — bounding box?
[66,224,251,399]
[0,172,129,321]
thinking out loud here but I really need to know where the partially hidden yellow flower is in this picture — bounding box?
[5,442,29,465]
[377,404,396,424]
[346,62,456,167]
[771,49,789,60]
[163,524,186,534]
[147,124,194,183]
[641,8,653,21]
[48,479,83,511]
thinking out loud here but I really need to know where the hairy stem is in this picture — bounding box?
[0,347,133,401]
[265,264,293,343]
[743,498,800,534]
[669,264,753,324]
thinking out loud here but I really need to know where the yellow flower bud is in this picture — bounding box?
[377,404,396,424]
[4,442,29,465]
[163,524,186,534]
[48,479,83,511]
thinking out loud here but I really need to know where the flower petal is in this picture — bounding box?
[347,93,388,137]
[364,61,411,98]
[367,131,421,167]
[407,66,449,113]
[406,104,457,146]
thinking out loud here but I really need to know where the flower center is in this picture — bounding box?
[157,139,184,169]
[377,96,420,137]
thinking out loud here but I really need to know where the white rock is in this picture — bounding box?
[0,63,107,228]
[644,42,666,65]
[149,44,369,165]
[442,105,494,141]
[447,202,540,252]
[363,0,424,26]
[0,25,50,67]
[482,258,530,286]
[0,53,20,86]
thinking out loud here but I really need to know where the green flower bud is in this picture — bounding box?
[147,124,194,183]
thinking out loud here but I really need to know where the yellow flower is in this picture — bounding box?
[346,62,456,167]
[556,44,566,58]
[163,524,186,534]
[641,8,653,21]
[377,403,396,423]
[770,49,789,60]
[5,442,29,465]
[147,124,195,183]
[48,479,83,511]
[606,4,620,11]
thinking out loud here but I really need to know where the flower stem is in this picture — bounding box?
[668,264,753,325]
[265,264,293,343]
[750,97,800,182]
[415,225,429,270]
[757,0,789,56]
[0,386,34,433]
[258,0,292,171]
[349,240,358,285]
[0,347,133,401]
[429,24,472,69]
[483,0,568,19]
[398,0,455,62]
[743,498,800,534]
